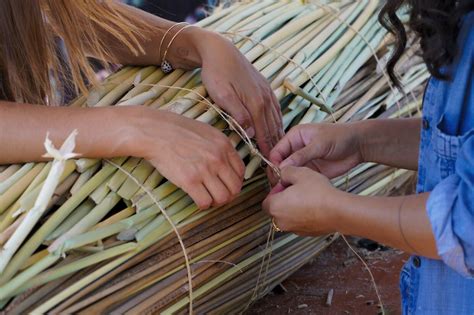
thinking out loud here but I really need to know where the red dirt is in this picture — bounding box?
[248,237,409,315]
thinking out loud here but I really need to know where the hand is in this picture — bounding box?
[129,107,245,209]
[270,123,365,179]
[262,166,341,236]
[195,30,283,157]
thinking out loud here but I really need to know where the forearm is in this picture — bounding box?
[0,101,145,164]
[333,191,439,259]
[357,118,421,170]
[90,3,208,70]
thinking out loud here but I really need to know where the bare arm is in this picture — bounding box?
[334,192,438,258]
[85,3,204,69]
[359,118,421,170]
[0,101,244,209]
[0,101,132,164]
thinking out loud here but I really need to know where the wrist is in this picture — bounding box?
[328,190,359,235]
[317,187,352,234]
[353,120,382,163]
[167,27,213,69]
[119,106,165,159]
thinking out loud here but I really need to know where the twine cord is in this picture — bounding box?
[104,159,195,315]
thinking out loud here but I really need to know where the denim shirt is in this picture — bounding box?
[400,13,474,314]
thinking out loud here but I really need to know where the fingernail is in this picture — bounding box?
[245,127,255,138]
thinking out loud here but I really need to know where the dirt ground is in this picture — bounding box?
[248,237,409,315]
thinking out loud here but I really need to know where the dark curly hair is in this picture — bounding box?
[379,0,474,86]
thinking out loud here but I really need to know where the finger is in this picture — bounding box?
[227,149,245,180]
[279,166,308,187]
[261,90,281,147]
[213,87,255,138]
[229,103,255,139]
[266,166,279,187]
[262,194,275,215]
[270,91,284,138]
[271,107,284,141]
[306,160,323,173]
[262,190,285,216]
[265,100,280,147]
[218,163,243,197]
[227,86,256,138]
[231,85,274,157]
[204,175,232,206]
[255,117,273,157]
[280,140,328,169]
[185,183,213,210]
[230,82,274,157]
[269,129,306,165]
[248,100,273,157]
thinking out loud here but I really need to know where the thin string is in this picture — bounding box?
[310,1,403,114]
[104,159,195,315]
[131,81,282,313]
[222,3,395,117]
[162,25,194,66]
[220,30,330,107]
[241,224,274,313]
[341,234,385,314]
[132,81,282,178]
[260,225,276,294]
[220,30,338,123]
[158,22,189,62]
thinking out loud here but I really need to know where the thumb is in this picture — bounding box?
[280,142,324,168]
[279,166,308,187]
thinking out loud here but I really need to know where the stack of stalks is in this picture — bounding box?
[0,1,426,313]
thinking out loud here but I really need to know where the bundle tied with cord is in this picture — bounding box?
[0,1,427,313]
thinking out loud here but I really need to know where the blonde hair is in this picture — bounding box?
[0,0,149,105]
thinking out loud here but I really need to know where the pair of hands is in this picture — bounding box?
[136,30,282,209]
[137,27,362,223]
[263,123,365,236]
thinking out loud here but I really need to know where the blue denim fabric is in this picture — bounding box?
[400,13,474,314]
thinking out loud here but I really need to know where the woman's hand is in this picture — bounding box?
[193,30,283,157]
[262,166,341,235]
[129,107,245,209]
[263,166,439,258]
[270,123,364,179]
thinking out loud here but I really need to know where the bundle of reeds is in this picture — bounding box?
[0,1,426,313]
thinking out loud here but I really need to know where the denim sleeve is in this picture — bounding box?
[427,135,474,278]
